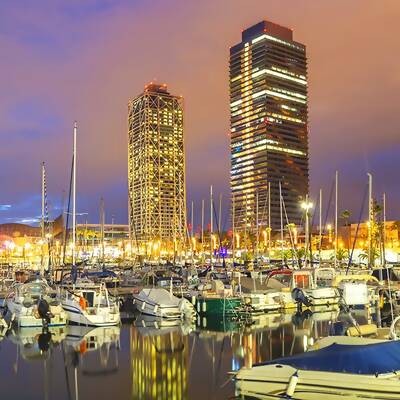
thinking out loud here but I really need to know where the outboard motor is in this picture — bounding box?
[292,287,312,311]
[38,330,52,352]
[37,299,54,328]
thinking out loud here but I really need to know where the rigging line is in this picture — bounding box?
[282,195,300,269]
[257,184,269,227]
[212,198,222,249]
[347,183,368,274]
[62,154,74,270]
[323,178,335,234]
[310,191,320,229]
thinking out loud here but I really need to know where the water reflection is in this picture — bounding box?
[0,307,375,399]
[131,320,190,400]
[63,326,121,400]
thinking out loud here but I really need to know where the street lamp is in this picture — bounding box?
[263,230,267,246]
[235,233,240,249]
[301,200,313,267]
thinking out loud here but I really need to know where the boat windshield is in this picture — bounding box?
[82,291,95,307]
[315,269,335,287]
[271,274,291,286]
[23,282,50,296]
[293,274,311,289]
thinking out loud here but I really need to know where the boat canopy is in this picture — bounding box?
[140,288,181,307]
[372,268,400,281]
[256,341,400,375]
[82,270,117,279]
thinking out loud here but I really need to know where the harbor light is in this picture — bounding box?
[301,201,313,211]
[211,234,217,249]
[235,233,240,248]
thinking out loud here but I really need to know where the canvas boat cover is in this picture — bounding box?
[256,340,400,375]
[139,288,181,307]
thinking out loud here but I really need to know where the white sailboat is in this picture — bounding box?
[61,122,120,327]
[62,279,120,326]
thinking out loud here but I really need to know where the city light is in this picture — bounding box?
[301,201,313,211]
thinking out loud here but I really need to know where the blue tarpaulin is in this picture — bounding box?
[82,270,117,279]
[256,341,400,375]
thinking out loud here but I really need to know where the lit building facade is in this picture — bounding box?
[128,83,186,246]
[131,327,188,399]
[230,21,309,231]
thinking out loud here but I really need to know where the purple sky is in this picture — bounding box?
[1,0,400,229]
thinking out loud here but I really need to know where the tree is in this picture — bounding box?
[330,248,349,266]
[359,248,380,265]
[341,210,351,253]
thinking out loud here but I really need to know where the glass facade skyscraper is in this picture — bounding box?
[230,20,309,231]
[128,83,186,246]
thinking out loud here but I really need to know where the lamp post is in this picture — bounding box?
[301,199,313,268]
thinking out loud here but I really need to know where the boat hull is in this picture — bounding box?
[62,301,120,327]
[236,364,400,400]
[192,297,243,316]
[133,297,183,319]
[6,301,68,328]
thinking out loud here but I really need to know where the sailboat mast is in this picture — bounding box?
[72,121,77,266]
[210,185,213,265]
[268,181,271,262]
[232,193,235,265]
[201,199,204,257]
[368,173,372,268]
[304,194,309,268]
[218,193,222,262]
[100,197,105,264]
[41,162,45,242]
[383,192,386,265]
[255,190,259,263]
[190,200,194,264]
[279,182,284,266]
[191,200,194,240]
[319,188,322,266]
[334,171,338,269]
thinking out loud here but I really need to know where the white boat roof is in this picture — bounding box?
[140,288,181,306]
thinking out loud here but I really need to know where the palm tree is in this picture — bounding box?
[341,210,351,253]
[359,248,380,266]
[330,248,349,266]
[389,221,400,247]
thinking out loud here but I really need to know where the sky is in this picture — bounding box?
[1,0,400,229]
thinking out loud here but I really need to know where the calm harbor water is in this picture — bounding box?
[0,309,363,399]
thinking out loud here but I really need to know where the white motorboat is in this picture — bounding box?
[64,324,120,353]
[61,279,120,327]
[333,274,380,306]
[235,336,400,399]
[8,325,67,362]
[291,270,340,308]
[132,287,195,320]
[237,276,282,313]
[5,278,68,328]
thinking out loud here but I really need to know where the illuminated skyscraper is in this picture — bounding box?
[131,327,188,399]
[230,21,309,231]
[128,83,186,246]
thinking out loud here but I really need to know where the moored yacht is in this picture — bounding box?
[235,336,400,399]
[291,269,340,308]
[133,287,195,320]
[5,278,67,328]
[61,278,120,326]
